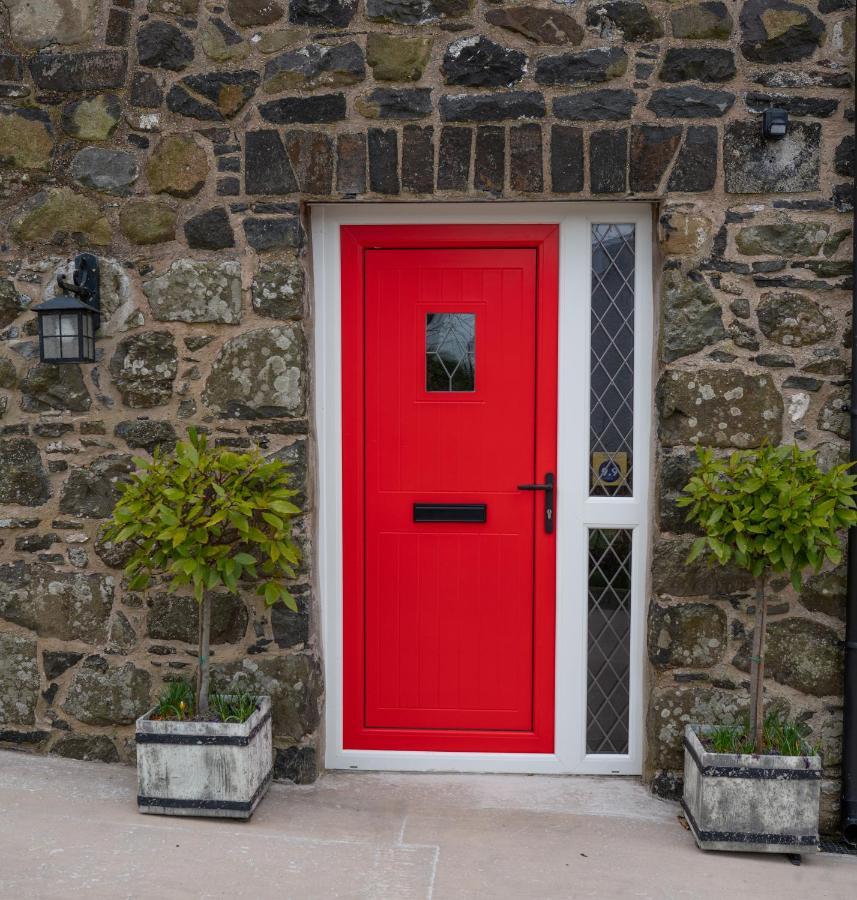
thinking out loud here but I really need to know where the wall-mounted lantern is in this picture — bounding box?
[762,108,789,140]
[34,253,100,364]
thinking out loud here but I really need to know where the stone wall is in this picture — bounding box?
[0,0,853,813]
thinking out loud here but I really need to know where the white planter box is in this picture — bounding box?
[136,696,273,819]
[681,724,821,854]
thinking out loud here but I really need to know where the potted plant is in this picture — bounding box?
[677,444,857,854]
[103,428,301,818]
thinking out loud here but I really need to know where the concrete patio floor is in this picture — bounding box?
[0,752,853,899]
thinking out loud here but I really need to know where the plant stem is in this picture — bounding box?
[748,574,768,753]
[197,593,211,715]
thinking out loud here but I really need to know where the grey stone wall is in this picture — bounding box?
[0,0,853,813]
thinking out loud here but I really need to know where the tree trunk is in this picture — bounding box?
[196,593,211,715]
[748,575,768,753]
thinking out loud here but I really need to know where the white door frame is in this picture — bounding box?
[312,202,654,775]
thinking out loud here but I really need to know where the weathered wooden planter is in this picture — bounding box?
[681,724,821,854]
[135,696,272,819]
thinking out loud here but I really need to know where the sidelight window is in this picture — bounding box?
[586,528,633,755]
[589,224,635,497]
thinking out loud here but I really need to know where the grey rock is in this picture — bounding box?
[137,21,194,71]
[0,562,114,644]
[439,92,545,121]
[734,618,842,697]
[251,262,305,320]
[267,437,308,503]
[745,92,838,119]
[59,454,135,519]
[658,448,702,534]
[43,650,84,681]
[183,207,236,251]
[0,278,25,329]
[94,523,137,569]
[818,390,849,440]
[652,536,755,597]
[648,601,727,668]
[0,439,49,506]
[51,734,120,763]
[724,121,820,193]
[535,47,628,85]
[648,684,747,771]
[259,94,346,125]
[648,87,735,118]
[228,0,285,25]
[109,332,178,408]
[441,37,526,88]
[356,88,433,120]
[553,89,635,121]
[61,94,122,141]
[366,0,438,23]
[114,419,178,454]
[213,653,321,741]
[661,271,726,362]
[263,43,364,92]
[736,222,829,256]
[166,71,260,121]
[20,365,91,413]
[71,147,138,195]
[62,659,151,725]
[273,745,316,784]
[271,584,311,648]
[659,48,736,83]
[244,217,302,252]
[835,135,854,178]
[245,130,299,194]
[801,567,845,620]
[586,2,664,41]
[203,325,306,419]
[671,2,733,39]
[657,368,784,447]
[290,0,356,26]
[29,51,127,93]
[0,632,38,726]
[740,0,824,63]
[147,592,249,644]
[485,6,584,45]
[757,292,835,347]
[106,610,137,655]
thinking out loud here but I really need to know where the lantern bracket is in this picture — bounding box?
[57,253,101,330]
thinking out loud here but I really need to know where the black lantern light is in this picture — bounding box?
[35,253,100,364]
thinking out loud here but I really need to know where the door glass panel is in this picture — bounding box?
[426,313,476,392]
[586,528,632,755]
[590,224,635,497]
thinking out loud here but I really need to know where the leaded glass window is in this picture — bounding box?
[590,224,635,497]
[426,313,476,392]
[586,528,632,755]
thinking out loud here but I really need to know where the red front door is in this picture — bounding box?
[342,226,558,753]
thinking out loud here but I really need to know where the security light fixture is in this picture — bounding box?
[35,253,100,364]
[762,108,789,140]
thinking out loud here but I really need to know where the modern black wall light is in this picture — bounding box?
[762,108,789,140]
[34,253,100,364]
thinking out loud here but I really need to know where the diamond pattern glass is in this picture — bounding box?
[426,313,476,392]
[590,224,635,497]
[586,528,632,755]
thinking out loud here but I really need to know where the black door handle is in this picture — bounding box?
[517,472,555,534]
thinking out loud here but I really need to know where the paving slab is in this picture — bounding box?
[0,753,852,899]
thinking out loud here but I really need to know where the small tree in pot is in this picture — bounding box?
[676,444,856,853]
[103,428,302,817]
